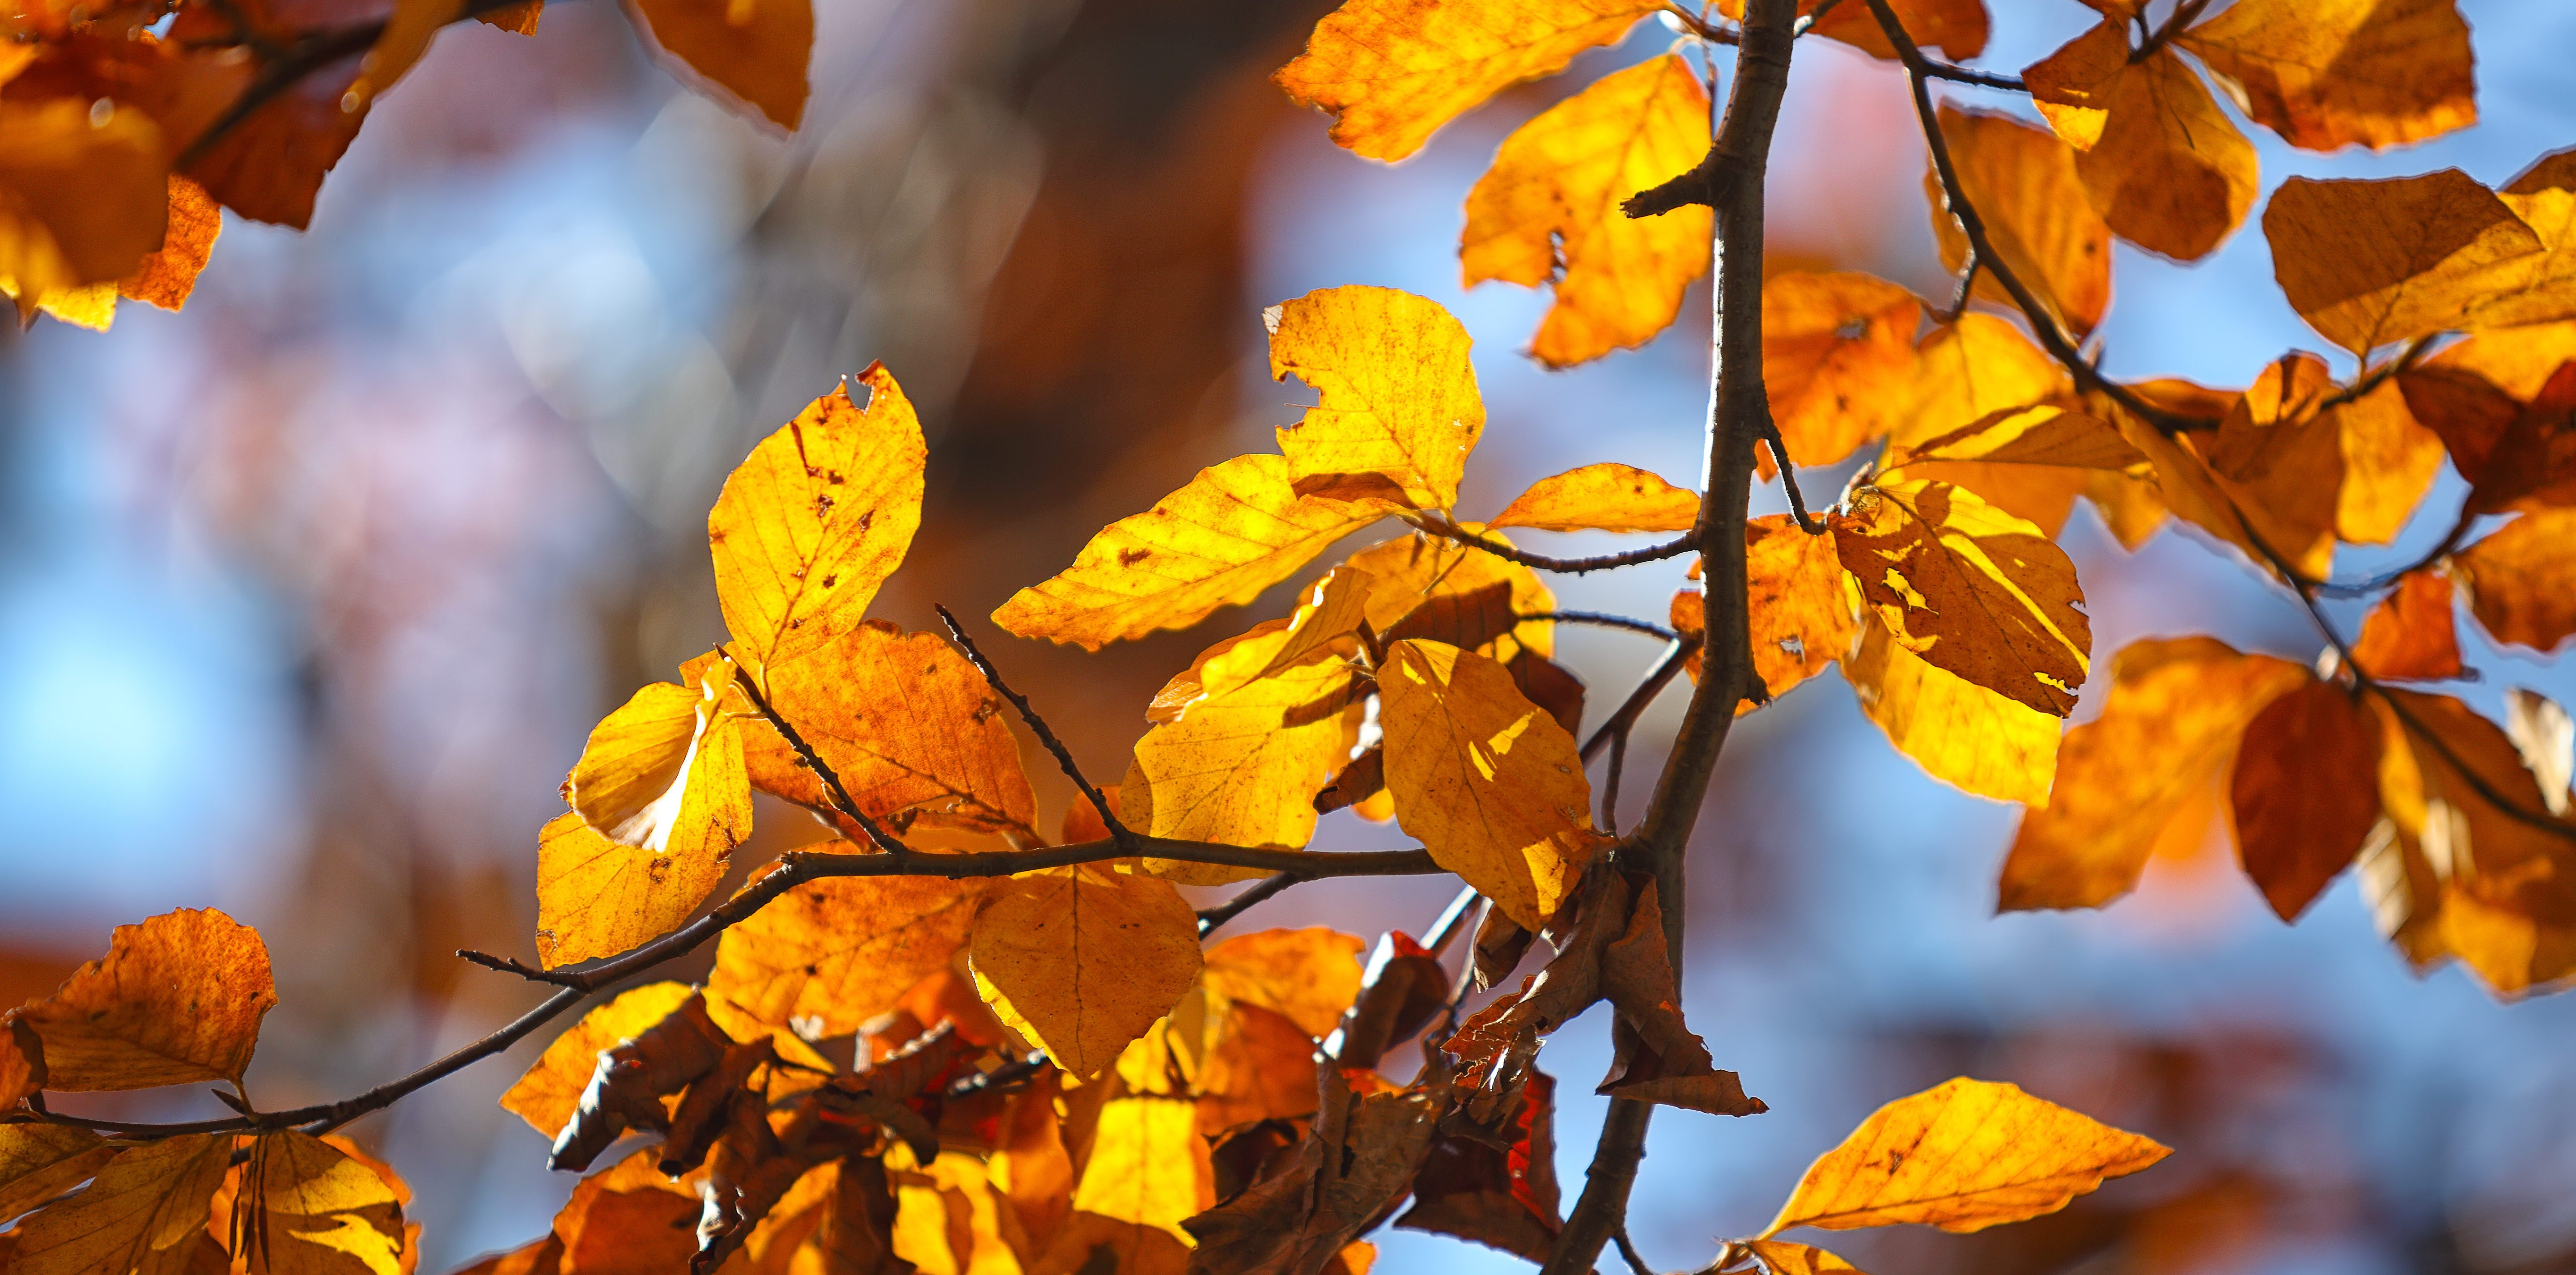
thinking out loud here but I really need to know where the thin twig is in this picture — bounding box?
[455,949,586,987]
[726,650,913,859]
[944,1051,1049,1099]
[1422,884,1483,956]
[1939,248,1982,323]
[2315,507,2478,597]
[1197,872,1305,937]
[934,604,1134,852]
[1615,1228,1659,1275]
[1408,518,1698,573]
[1604,733,1629,834]
[2131,0,2212,63]
[1519,611,1681,641]
[1869,0,2216,436]
[1580,639,1698,767]
[1760,423,1828,534]
[2318,333,2439,410]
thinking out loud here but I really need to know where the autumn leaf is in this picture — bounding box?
[1395,1071,1561,1261]
[1489,462,1698,534]
[1882,401,2148,537]
[1348,530,1557,663]
[1744,1241,1871,1275]
[1760,1077,2170,1235]
[2332,379,2447,545]
[2456,508,2576,653]
[702,868,985,1041]
[0,99,167,314]
[2268,171,2548,356]
[16,908,276,1091]
[968,866,1202,1078]
[1761,272,1925,470]
[114,176,221,314]
[709,368,925,668]
[1274,0,1662,162]
[1675,515,1857,709]
[2353,569,2465,681]
[1893,316,2068,452]
[1201,927,1367,1040]
[1841,612,2060,805]
[531,809,732,971]
[2462,149,2576,331]
[565,661,752,857]
[2176,0,2475,153]
[1727,0,1983,60]
[1268,285,1484,510]
[995,454,1381,649]
[1070,1097,1214,1245]
[2193,352,2349,578]
[2231,679,2384,921]
[1831,478,2090,716]
[234,1131,409,1275]
[9,1134,230,1275]
[624,0,809,129]
[751,623,1039,838]
[1377,639,1601,929]
[1927,106,2111,337]
[1998,638,2308,911]
[1125,622,1358,881]
[499,981,699,1140]
[0,1126,119,1223]
[2026,21,2256,262]
[548,1150,700,1275]
[1461,53,1711,367]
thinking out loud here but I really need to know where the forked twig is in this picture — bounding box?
[935,604,1134,852]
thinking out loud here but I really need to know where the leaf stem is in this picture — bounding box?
[1406,517,1699,573]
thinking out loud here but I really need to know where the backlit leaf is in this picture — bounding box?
[1998,638,2306,911]
[118,176,221,313]
[1347,529,1556,662]
[1269,285,1483,511]
[1926,106,2111,337]
[17,908,276,1091]
[2027,23,2256,261]
[1461,53,1711,367]
[1841,612,2059,805]
[626,0,810,130]
[2268,171,2545,356]
[969,867,1202,1078]
[1273,0,1662,162]
[703,867,985,1040]
[1201,927,1367,1040]
[0,99,166,311]
[709,368,925,668]
[1745,1241,1870,1275]
[1071,1097,1214,1245]
[10,1135,229,1275]
[2177,0,2474,152]
[1831,479,2090,716]
[1126,623,1359,882]
[995,454,1380,649]
[499,981,697,1139]
[1732,0,1985,60]
[2332,379,2447,545]
[1894,316,2067,451]
[531,808,733,970]
[2353,569,2465,682]
[2457,508,2576,653]
[1489,462,1698,534]
[1677,515,1859,710]
[1761,1077,2169,1234]
[1883,402,2147,537]
[2462,150,2576,331]
[1377,639,1602,929]
[0,1126,118,1223]
[2231,679,2384,921]
[566,661,752,858]
[236,1131,409,1275]
[1761,272,1924,470]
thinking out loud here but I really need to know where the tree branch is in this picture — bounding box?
[934,604,1135,852]
[1197,871,1306,937]
[1759,425,1828,534]
[1407,517,1698,573]
[726,649,915,859]
[1521,611,1682,641]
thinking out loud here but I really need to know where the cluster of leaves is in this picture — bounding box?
[0,0,813,326]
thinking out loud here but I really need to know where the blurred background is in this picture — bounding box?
[4,0,2576,1271]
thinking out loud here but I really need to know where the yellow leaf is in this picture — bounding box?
[1676,515,1858,710]
[2423,320,2576,399]
[11,1135,228,1275]
[17,908,275,1091]
[1744,1240,1870,1275]
[709,368,924,668]
[1761,1077,2169,1234]
[2177,0,2474,152]
[1200,927,1366,1039]
[969,867,1202,1078]
[0,99,167,312]
[1761,272,1924,469]
[2461,149,2576,332]
[1069,1097,1214,1245]
[2231,679,2385,921]
[2353,569,2465,682]
[2333,379,2446,546]
[2266,170,2544,356]
[1998,638,2307,911]
[532,808,734,970]
[566,662,752,856]
[1377,639,1601,929]
[1883,401,2147,538]
[626,0,811,129]
[1488,462,1698,534]
[344,0,465,109]
[2027,24,2257,262]
[1893,315,2067,451]
[26,284,116,332]
[994,454,1380,649]
[1126,623,1359,882]
[2195,352,2348,578]
[1926,106,2111,337]
[236,1131,410,1275]
[0,1126,119,1223]
[2457,508,2576,654]
[1461,53,1711,367]
[499,982,698,1139]
[1831,479,2090,717]
[703,868,985,1040]
[1268,285,1483,511]
[119,176,221,313]
[1841,612,2059,805]
[755,623,1038,839]
[1273,0,1662,162]
[886,1150,1019,1275]
[1346,530,1556,662]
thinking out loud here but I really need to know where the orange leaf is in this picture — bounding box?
[2456,508,2576,654]
[2267,170,2545,356]
[1926,106,2111,337]
[2177,0,2474,152]
[117,175,220,313]
[703,868,985,1040]
[9,1135,230,1275]
[1348,529,1556,663]
[2231,679,2383,921]
[0,1126,119,1224]
[1489,462,1698,534]
[1269,285,1484,511]
[499,982,698,1140]
[2027,23,2256,261]
[0,99,167,310]
[1070,1097,1215,1245]
[2353,569,2465,682]
[1716,0,1986,60]
[1201,928,1367,1040]
[532,808,734,970]
[1745,1241,1871,1275]
[1125,621,1359,881]
[1681,514,1859,710]
[968,867,1202,1078]
[17,908,276,1091]
[1761,272,1924,470]
[625,0,811,130]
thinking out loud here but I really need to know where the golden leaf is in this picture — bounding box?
[627,0,809,129]
[2461,150,2576,331]
[1893,316,2067,451]
[2353,569,2465,682]
[1998,638,2307,911]
[1883,401,2147,537]
[1070,1097,1215,1245]
[995,454,1380,649]
[1840,612,2059,805]
[703,868,985,1041]
[1489,462,1699,534]
[2027,23,2257,262]
[1761,1077,2169,1235]
[1268,285,1483,511]
[1201,927,1367,1039]
[0,100,167,313]
[1347,529,1556,662]
[1831,479,2090,717]
[1744,1241,1870,1275]
[1676,515,1858,711]
[1761,271,1925,470]
[1731,0,1984,59]
[2231,679,2384,921]
[1927,106,2111,337]
[2267,171,2546,356]
[1273,0,1662,162]
[119,176,221,313]
[566,663,752,856]
[2332,379,2447,545]
[0,1126,119,1223]
[2102,372,2343,581]
[2177,0,2474,152]
[2457,508,2576,654]
[1126,623,1358,882]
[10,1135,228,1275]
[235,1131,410,1275]
[532,809,733,971]
[1461,54,1712,367]
[1377,639,1601,929]
[709,368,924,668]
[968,867,1202,1078]
[499,982,698,1139]
[755,623,1038,839]
[17,908,276,1091]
